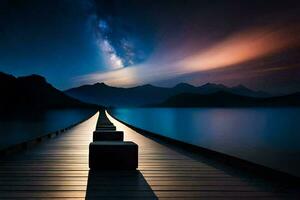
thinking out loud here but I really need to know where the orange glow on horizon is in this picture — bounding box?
[76,24,300,87]
[181,25,300,72]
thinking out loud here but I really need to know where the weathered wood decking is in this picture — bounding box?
[0,111,299,199]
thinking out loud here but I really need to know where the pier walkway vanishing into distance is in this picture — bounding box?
[0,110,300,199]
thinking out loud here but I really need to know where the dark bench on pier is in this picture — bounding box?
[96,126,117,131]
[89,111,139,170]
[89,141,138,169]
[93,130,124,141]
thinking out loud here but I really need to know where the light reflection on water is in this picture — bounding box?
[112,107,300,177]
[0,109,95,150]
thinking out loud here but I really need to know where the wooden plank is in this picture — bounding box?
[0,110,299,199]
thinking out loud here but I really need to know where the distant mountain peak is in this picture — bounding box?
[201,82,226,88]
[174,82,195,88]
[202,82,214,86]
[138,84,156,88]
[64,81,274,106]
[93,82,112,88]
[0,72,94,112]
[197,83,227,93]
[202,82,216,86]
[229,84,271,97]
[18,74,47,83]
[0,72,15,81]
[94,82,107,86]
[0,71,14,77]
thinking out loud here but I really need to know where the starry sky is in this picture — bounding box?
[0,0,300,94]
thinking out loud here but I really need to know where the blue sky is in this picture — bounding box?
[0,0,299,94]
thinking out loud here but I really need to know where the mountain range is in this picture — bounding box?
[65,82,271,107]
[1,71,298,109]
[0,72,97,114]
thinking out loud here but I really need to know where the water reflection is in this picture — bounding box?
[112,107,300,177]
[0,109,95,150]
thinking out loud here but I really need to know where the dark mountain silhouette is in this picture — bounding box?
[0,72,97,114]
[229,84,270,98]
[65,82,172,107]
[196,83,269,97]
[156,91,300,107]
[197,83,227,94]
[65,82,271,107]
[173,83,198,93]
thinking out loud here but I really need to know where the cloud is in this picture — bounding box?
[180,24,300,72]
[76,23,300,87]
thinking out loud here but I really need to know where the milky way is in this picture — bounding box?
[0,0,300,93]
[79,0,300,94]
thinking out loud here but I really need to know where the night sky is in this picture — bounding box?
[0,0,300,94]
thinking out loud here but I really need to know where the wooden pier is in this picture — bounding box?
[0,111,299,199]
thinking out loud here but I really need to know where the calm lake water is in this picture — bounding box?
[112,108,300,177]
[0,109,96,150]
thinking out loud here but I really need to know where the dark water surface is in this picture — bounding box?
[112,108,300,177]
[0,109,95,150]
